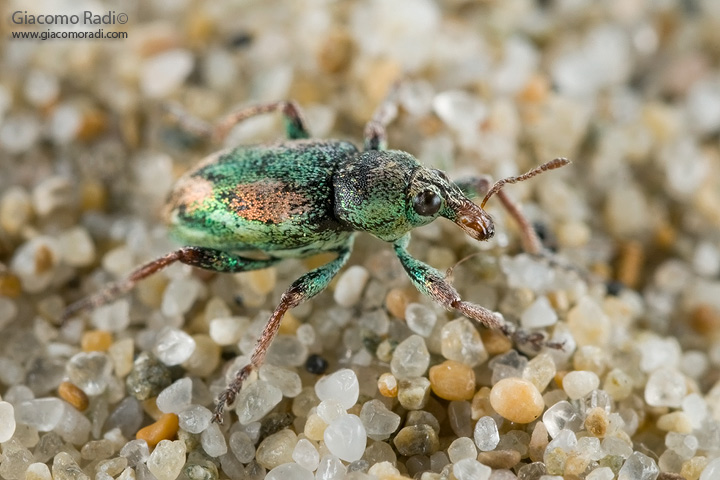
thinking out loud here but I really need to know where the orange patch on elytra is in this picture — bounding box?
[165,176,215,219]
[229,181,307,223]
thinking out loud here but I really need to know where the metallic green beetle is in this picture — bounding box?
[63,93,568,422]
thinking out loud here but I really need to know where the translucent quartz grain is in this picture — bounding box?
[324,414,367,462]
[543,401,583,438]
[146,440,186,480]
[178,405,213,434]
[562,370,599,400]
[391,335,430,379]
[474,416,500,451]
[520,295,558,329]
[292,438,320,471]
[617,451,659,480]
[153,327,196,366]
[644,368,687,407]
[156,378,192,414]
[333,265,370,307]
[440,318,488,367]
[359,399,401,440]
[315,368,359,410]
[452,458,491,480]
[447,437,477,463]
[265,463,313,480]
[0,401,16,442]
[256,429,297,469]
[235,381,283,425]
[405,303,437,337]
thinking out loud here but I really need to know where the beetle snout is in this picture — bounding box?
[454,201,494,241]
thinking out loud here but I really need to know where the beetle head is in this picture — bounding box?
[334,150,494,242]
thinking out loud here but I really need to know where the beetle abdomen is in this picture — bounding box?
[166,139,358,252]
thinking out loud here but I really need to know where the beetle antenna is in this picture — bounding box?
[480,157,571,209]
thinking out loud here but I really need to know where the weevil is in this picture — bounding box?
[62,89,569,422]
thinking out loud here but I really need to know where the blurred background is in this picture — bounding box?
[1,0,720,479]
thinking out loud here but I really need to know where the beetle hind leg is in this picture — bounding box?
[165,100,310,145]
[62,247,282,322]
[213,242,354,423]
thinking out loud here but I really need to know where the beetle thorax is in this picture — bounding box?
[332,150,420,242]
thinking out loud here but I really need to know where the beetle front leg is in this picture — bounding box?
[214,241,354,423]
[454,176,542,255]
[62,247,281,322]
[393,234,555,349]
[165,100,310,144]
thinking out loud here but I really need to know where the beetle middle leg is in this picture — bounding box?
[363,84,400,151]
[62,247,281,322]
[393,234,552,349]
[214,240,354,423]
[165,100,310,144]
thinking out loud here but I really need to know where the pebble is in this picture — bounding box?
[201,422,227,457]
[0,186,32,236]
[490,378,544,424]
[523,353,556,393]
[440,318,488,367]
[161,279,201,318]
[566,296,611,347]
[397,377,431,410]
[136,413,179,448]
[453,458,491,480]
[57,382,89,411]
[644,368,687,408]
[265,463,314,480]
[58,227,96,267]
[10,236,60,293]
[521,296,558,329]
[153,327,196,366]
[66,351,113,395]
[235,380,283,425]
[25,463,52,480]
[146,440,186,480]
[324,414,367,462]
[156,378,192,414]
[141,49,194,98]
[656,412,693,434]
[81,330,113,352]
[405,303,437,337]
[474,416,500,451]
[303,413,328,442]
[334,265,370,307]
[447,436,477,463]
[393,424,439,457]
[385,287,416,319]
[0,401,16,442]
[316,454,347,480]
[617,451,659,480]
[125,353,172,401]
[391,335,430,379]
[476,450,522,470]
[359,399,401,440]
[91,301,131,333]
[562,370,599,400]
[377,373,398,398]
[209,317,248,346]
[182,334,221,377]
[428,360,476,401]
[315,368,360,410]
[584,407,609,438]
[51,452,88,480]
[259,364,302,398]
[292,438,320,471]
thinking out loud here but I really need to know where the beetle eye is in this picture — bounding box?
[413,190,442,216]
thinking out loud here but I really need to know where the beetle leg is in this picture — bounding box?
[393,234,553,349]
[164,100,310,144]
[363,84,400,151]
[214,241,354,423]
[454,175,542,255]
[62,247,281,322]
